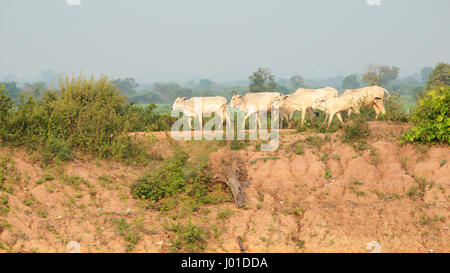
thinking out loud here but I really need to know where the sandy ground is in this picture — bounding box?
[0,122,449,253]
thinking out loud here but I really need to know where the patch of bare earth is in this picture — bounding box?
[0,122,449,253]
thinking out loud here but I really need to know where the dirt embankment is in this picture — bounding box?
[0,122,449,253]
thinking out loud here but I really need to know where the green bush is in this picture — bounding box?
[402,86,449,144]
[169,220,209,252]
[379,93,409,123]
[229,139,248,150]
[424,63,450,92]
[0,86,13,126]
[131,149,189,201]
[131,146,230,205]
[184,170,211,203]
[113,218,141,251]
[294,142,304,155]
[185,166,231,205]
[0,75,168,163]
[0,219,11,233]
[0,193,9,217]
[354,104,377,122]
[42,135,72,164]
[110,135,148,164]
[341,117,370,147]
[47,76,133,157]
[122,103,176,132]
[0,156,19,194]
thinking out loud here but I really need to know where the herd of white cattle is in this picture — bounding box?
[171,85,391,129]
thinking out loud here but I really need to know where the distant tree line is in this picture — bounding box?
[0,65,437,109]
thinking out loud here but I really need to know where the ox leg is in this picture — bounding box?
[188,116,193,130]
[336,112,344,124]
[277,110,283,129]
[242,113,252,130]
[300,108,307,127]
[323,112,330,124]
[322,112,329,125]
[278,112,283,129]
[328,112,336,128]
[372,101,381,119]
[219,108,226,130]
[288,111,295,128]
[284,112,290,129]
[374,107,380,119]
[256,112,261,129]
[352,104,361,117]
[280,111,289,129]
[373,100,385,119]
[307,107,316,122]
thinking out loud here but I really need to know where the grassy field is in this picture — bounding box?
[397,95,417,112]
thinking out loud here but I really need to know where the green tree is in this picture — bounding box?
[362,65,399,87]
[177,88,193,99]
[289,75,304,90]
[39,70,59,87]
[424,62,450,91]
[146,92,164,103]
[23,82,47,93]
[379,66,400,86]
[198,79,214,90]
[113,78,138,96]
[249,67,277,93]
[0,85,13,124]
[341,75,361,90]
[362,64,380,86]
[153,82,183,102]
[420,67,434,83]
[23,82,47,98]
[0,82,22,99]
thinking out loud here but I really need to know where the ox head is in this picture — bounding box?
[171,96,187,111]
[272,94,289,108]
[312,99,326,111]
[230,91,244,108]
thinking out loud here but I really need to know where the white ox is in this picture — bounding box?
[272,87,338,127]
[343,86,390,118]
[312,94,357,127]
[171,96,227,130]
[229,92,288,129]
[294,87,338,97]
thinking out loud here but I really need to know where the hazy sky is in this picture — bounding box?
[1,0,449,82]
